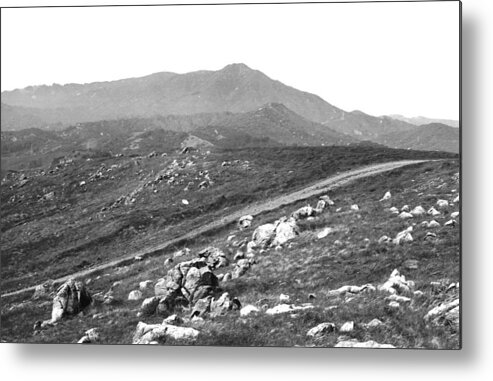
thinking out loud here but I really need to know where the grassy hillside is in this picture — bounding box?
[0,159,460,347]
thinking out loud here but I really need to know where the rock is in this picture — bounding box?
[222,273,232,282]
[240,305,260,316]
[365,319,384,328]
[339,321,354,333]
[164,258,173,267]
[398,211,414,219]
[139,280,153,291]
[451,211,460,219]
[314,199,327,214]
[234,251,245,261]
[327,283,375,297]
[232,259,251,279]
[307,322,336,337]
[335,340,395,348]
[350,204,359,211]
[291,205,315,220]
[279,294,290,303]
[128,290,143,301]
[163,314,182,325]
[132,322,199,344]
[403,259,419,270]
[410,206,426,216]
[414,290,424,297]
[427,207,441,216]
[401,205,410,212]
[252,222,278,248]
[173,248,190,258]
[190,296,212,318]
[380,191,391,201]
[319,195,335,206]
[388,301,400,308]
[141,296,160,315]
[198,247,229,269]
[386,294,411,303]
[50,279,92,323]
[238,215,254,229]
[181,199,189,205]
[424,232,437,241]
[379,269,414,295]
[77,328,100,344]
[428,220,441,228]
[444,219,457,227]
[317,227,333,239]
[389,207,399,214]
[265,303,314,315]
[272,217,299,246]
[378,235,392,244]
[393,226,413,245]
[210,292,241,317]
[453,195,460,203]
[436,199,449,208]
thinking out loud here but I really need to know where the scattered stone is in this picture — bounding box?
[393,226,413,245]
[410,206,426,216]
[451,211,460,219]
[378,235,392,244]
[436,199,449,208]
[240,305,260,317]
[128,290,143,301]
[307,322,336,337]
[380,191,392,201]
[453,195,460,203]
[317,227,333,239]
[427,207,441,216]
[140,296,160,315]
[428,220,441,228]
[238,215,254,229]
[339,321,354,333]
[444,219,457,227]
[389,207,399,215]
[379,269,414,295]
[350,204,359,211]
[77,328,100,344]
[401,205,410,212]
[279,294,290,303]
[292,205,315,220]
[181,199,189,205]
[388,301,400,308]
[365,318,384,328]
[335,339,395,348]
[265,303,314,315]
[403,259,419,270]
[132,322,199,344]
[139,280,153,291]
[398,211,414,219]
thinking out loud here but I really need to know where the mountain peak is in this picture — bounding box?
[221,63,252,71]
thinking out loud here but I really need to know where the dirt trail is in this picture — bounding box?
[1,159,428,299]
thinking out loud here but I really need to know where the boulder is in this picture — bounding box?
[232,259,251,279]
[317,227,333,239]
[32,280,55,300]
[453,195,460,203]
[77,328,100,344]
[398,211,414,219]
[424,298,459,330]
[210,292,241,317]
[335,340,395,348]
[427,207,441,216]
[307,322,336,337]
[238,215,254,229]
[393,226,413,245]
[128,290,143,301]
[327,284,375,297]
[350,204,359,211]
[339,321,354,333]
[444,219,457,227]
[279,294,290,303]
[291,205,315,220]
[240,305,260,317]
[252,222,278,248]
[272,217,299,246]
[50,279,92,323]
[365,318,384,328]
[132,321,199,344]
[173,248,190,258]
[378,235,392,244]
[139,280,153,291]
[190,296,212,318]
[436,199,449,208]
[314,200,327,214]
[451,211,460,219]
[265,303,313,315]
[401,205,410,212]
[141,296,160,315]
[378,269,414,295]
[319,195,335,206]
[198,247,229,269]
[389,207,399,215]
[380,191,392,201]
[428,220,441,228]
[410,206,426,216]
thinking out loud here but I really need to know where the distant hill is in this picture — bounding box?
[388,114,459,128]
[377,123,460,153]
[1,63,458,153]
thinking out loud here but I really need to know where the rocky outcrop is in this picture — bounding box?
[50,279,92,323]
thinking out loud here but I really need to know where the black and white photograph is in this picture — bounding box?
[1,0,461,350]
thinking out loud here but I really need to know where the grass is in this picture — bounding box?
[1,159,460,348]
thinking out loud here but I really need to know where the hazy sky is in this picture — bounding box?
[0,1,460,119]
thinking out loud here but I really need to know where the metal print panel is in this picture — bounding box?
[0,1,461,349]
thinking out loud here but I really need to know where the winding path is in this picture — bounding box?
[1,159,429,299]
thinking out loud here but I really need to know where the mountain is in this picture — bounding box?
[388,114,459,128]
[1,63,458,153]
[377,123,460,153]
